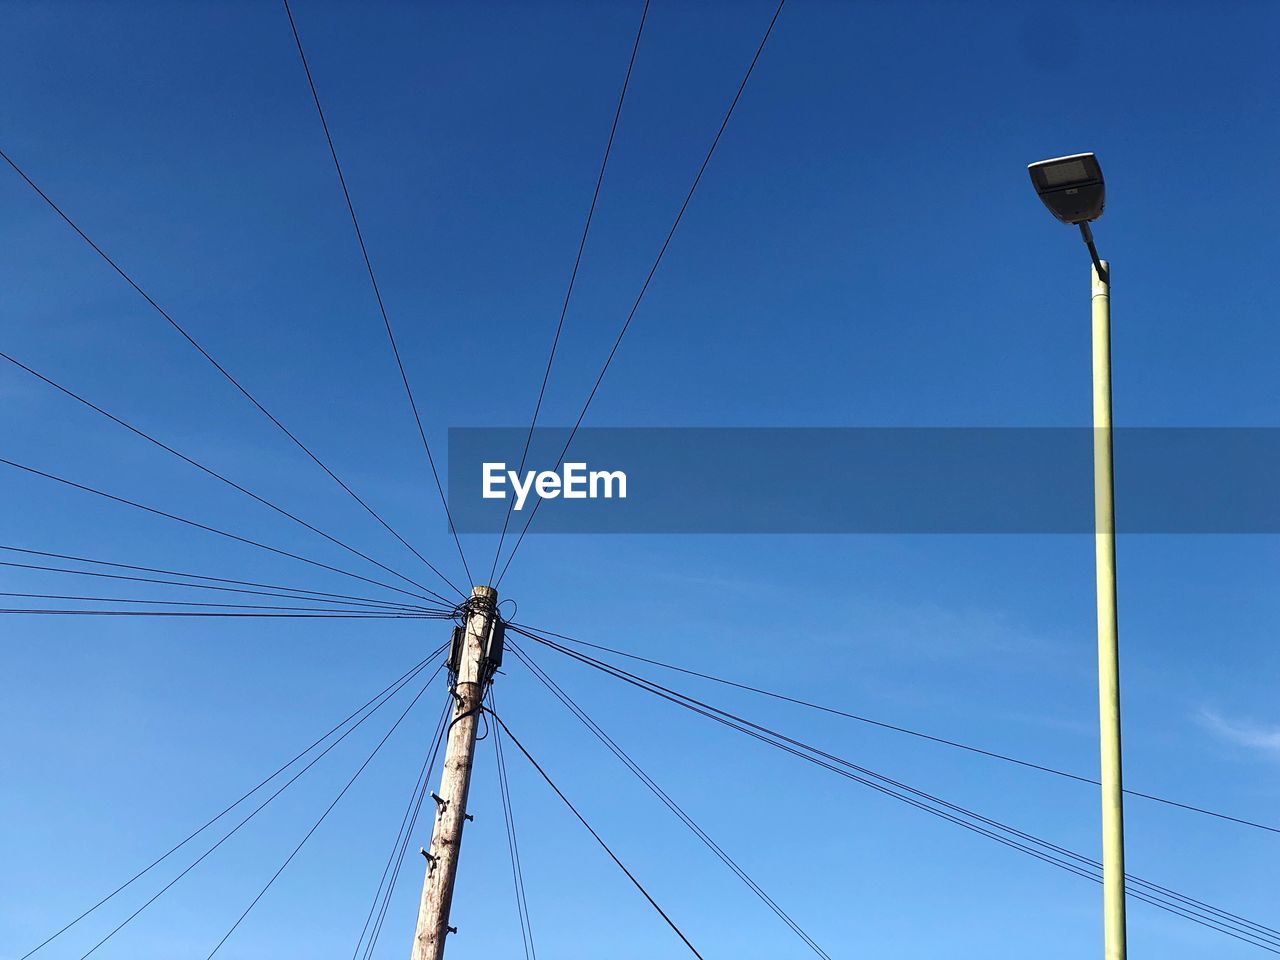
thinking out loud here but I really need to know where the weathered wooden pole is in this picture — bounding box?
[410,585,500,960]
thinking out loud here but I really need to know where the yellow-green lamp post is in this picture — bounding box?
[1028,152,1126,960]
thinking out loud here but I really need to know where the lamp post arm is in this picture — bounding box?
[1080,222,1109,283]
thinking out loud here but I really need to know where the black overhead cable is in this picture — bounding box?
[0,591,425,615]
[493,0,788,588]
[514,628,1280,953]
[516,622,1280,837]
[71,657,445,960]
[353,697,451,960]
[486,710,706,960]
[18,651,442,960]
[203,676,441,959]
[490,687,537,960]
[507,640,829,960]
[0,456,445,606]
[487,0,652,585]
[518,628,1280,943]
[359,700,450,960]
[523,631,1280,952]
[0,608,440,619]
[0,557,432,614]
[282,0,473,590]
[0,350,451,604]
[0,545,437,612]
[0,146,464,601]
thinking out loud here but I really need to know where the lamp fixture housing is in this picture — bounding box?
[1028,153,1105,224]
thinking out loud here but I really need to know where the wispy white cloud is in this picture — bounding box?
[1198,708,1280,754]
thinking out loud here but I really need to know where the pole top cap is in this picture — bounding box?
[471,585,498,601]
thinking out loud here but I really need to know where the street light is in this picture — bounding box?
[1029,152,1108,280]
[1028,151,1126,960]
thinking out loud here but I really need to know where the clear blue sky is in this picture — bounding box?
[2,1,1278,958]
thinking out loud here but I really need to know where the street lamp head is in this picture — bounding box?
[1028,152,1105,224]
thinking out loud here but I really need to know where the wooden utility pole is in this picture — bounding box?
[410,584,501,960]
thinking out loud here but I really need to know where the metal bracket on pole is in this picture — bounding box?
[431,792,448,812]
[1079,222,1108,284]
